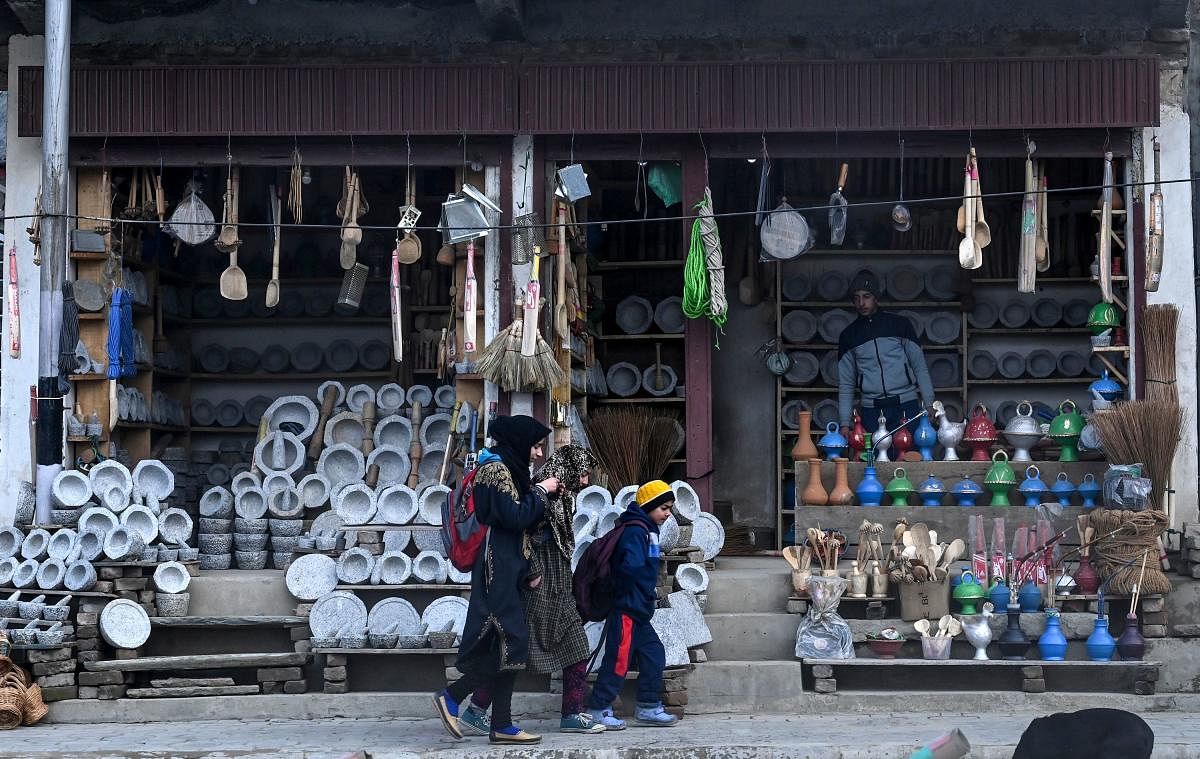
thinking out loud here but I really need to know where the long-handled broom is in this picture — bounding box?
[476,249,563,391]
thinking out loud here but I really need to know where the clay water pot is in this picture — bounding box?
[791,410,819,461]
[802,459,828,506]
[891,416,914,459]
[1117,612,1146,660]
[1074,554,1100,594]
[828,458,854,506]
[963,403,998,461]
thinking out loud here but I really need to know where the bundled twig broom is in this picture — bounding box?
[1090,400,1183,509]
[1139,304,1179,405]
[475,316,564,392]
[585,407,680,490]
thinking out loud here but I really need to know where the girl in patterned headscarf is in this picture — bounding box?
[460,444,606,736]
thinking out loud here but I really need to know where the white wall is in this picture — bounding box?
[0,36,46,526]
[1141,106,1197,528]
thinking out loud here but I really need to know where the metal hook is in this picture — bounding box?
[698,130,709,184]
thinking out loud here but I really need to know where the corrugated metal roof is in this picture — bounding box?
[19,57,1158,137]
[519,58,1160,133]
[18,64,517,137]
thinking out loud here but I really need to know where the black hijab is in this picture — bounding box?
[488,415,552,496]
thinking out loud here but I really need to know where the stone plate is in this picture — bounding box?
[285,554,338,601]
[366,597,421,636]
[420,596,468,637]
[309,591,368,638]
[153,561,191,594]
[692,512,725,561]
[99,598,152,649]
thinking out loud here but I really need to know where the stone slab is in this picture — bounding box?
[149,678,235,688]
[78,671,125,686]
[666,590,713,648]
[257,667,303,682]
[650,607,690,668]
[27,647,73,663]
[32,660,77,676]
[39,685,78,702]
[127,685,260,698]
[283,680,307,694]
[148,616,306,628]
[85,653,307,672]
[36,673,77,688]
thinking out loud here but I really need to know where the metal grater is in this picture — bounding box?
[511,212,543,265]
[337,263,369,309]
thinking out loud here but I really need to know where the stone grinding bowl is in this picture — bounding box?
[596,506,624,538]
[260,344,289,373]
[121,505,160,545]
[199,517,233,534]
[78,532,107,563]
[654,296,685,334]
[417,486,449,526]
[999,300,1031,329]
[997,351,1026,380]
[153,561,191,594]
[378,552,412,585]
[200,486,235,518]
[158,547,179,562]
[376,384,407,415]
[50,509,83,527]
[573,510,598,541]
[140,547,159,562]
[358,340,391,372]
[197,343,229,372]
[236,550,269,570]
[377,484,418,525]
[615,295,653,334]
[262,472,294,499]
[235,517,270,535]
[1032,298,1063,328]
[216,400,245,428]
[781,310,819,344]
[417,449,444,483]
[1063,299,1091,328]
[317,380,347,410]
[269,519,304,538]
[659,516,679,552]
[928,355,960,388]
[36,627,65,646]
[325,411,367,448]
[374,415,414,450]
[268,488,304,519]
[64,561,97,591]
[337,548,375,585]
[412,530,446,555]
[271,536,300,553]
[0,558,16,588]
[968,350,998,379]
[311,636,340,649]
[367,446,411,487]
[179,546,200,561]
[412,552,448,583]
[1058,351,1087,377]
[340,635,367,649]
[924,312,961,345]
[52,470,92,508]
[447,564,471,585]
[614,485,639,511]
[968,300,999,330]
[10,628,38,645]
[235,487,269,520]
[132,460,175,504]
[1026,349,1058,379]
[290,341,323,372]
[676,562,710,593]
[88,460,133,506]
[369,633,400,649]
[641,364,678,396]
[41,603,71,622]
[265,395,319,442]
[46,529,77,561]
[230,472,261,499]
[315,536,338,551]
[433,385,456,411]
[428,631,457,650]
[207,463,232,487]
[18,596,46,620]
[407,385,434,411]
[815,270,849,302]
[335,484,377,526]
[0,593,17,618]
[576,485,612,514]
[36,560,66,590]
[606,362,641,397]
[397,635,429,649]
[817,308,855,345]
[191,398,217,427]
[297,536,316,550]
[154,592,191,617]
[272,552,293,570]
[345,384,376,414]
[199,553,232,570]
[255,431,305,476]
[325,339,359,372]
[198,533,234,553]
[234,533,269,551]
[319,444,366,491]
[297,474,332,510]
[158,508,193,546]
[243,395,273,426]
[100,485,130,513]
[0,527,22,560]
[104,526,146,561]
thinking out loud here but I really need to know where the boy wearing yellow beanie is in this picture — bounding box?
[586,480,678,729]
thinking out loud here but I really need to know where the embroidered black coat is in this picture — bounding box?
[455,459,547,674]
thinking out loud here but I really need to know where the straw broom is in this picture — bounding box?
[475,306,565,392]
[1138,304,1179,405]
[585,407,680,490]
[1090,400,1183,509]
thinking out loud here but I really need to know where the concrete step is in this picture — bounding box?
[703,560,792,614]
[703,612,798,660]
[188,569,296,617]
[686,660,806,713]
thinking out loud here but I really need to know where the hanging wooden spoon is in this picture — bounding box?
[339,174,362,270]
[265,187,281,309]
[971,149,991,249]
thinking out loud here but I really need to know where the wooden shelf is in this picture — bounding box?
[804,249,956,256]
[191,371,393,381]
[189,317,391,327]
[69,373,108,382]
[409,305,451,313]
[335,584,469,591]
[78,312,106,321]
[1091,346,1130,354]
[337,524,441,531]
[969,328,1092,335]
[971,377,1098,385]
[783,386,962,394]
[116,422,188,432]
[598,333,685,341]
[780,342,961,352]
[192,426,257,433]
[781,301,961,308]
[311,648,457,655]
[591,260,685,271]
[594,397,686,404]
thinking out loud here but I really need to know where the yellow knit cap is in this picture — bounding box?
[635,480,674,510]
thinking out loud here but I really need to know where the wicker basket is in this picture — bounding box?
[0,690,21,730]
[21,683,46,725]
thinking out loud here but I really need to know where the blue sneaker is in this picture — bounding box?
[458,706,490,737]
[560,712,606,734]
[634,702,678,727]
[432,690,463,739]
[588,707,626,731]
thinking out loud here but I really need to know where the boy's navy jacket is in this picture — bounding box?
[611,505,662,622]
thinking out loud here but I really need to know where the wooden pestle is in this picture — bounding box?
[362,401,379,488]
[407,403,425,488]
[308,385,339,461]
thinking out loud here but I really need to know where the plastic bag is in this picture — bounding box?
[165,181,216,246]
[794,575,855,659]
[1103,464,1151,511]
[647,163,682,207]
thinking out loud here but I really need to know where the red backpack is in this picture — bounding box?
[441,468,488,573]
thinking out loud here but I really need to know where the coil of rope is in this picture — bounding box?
[683,189,728,344]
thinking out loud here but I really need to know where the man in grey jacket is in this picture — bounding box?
[837,270,935,441]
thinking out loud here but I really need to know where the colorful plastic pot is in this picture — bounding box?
[1078,473,1101,509]
[1050,472,1076,507]
[963,403,998,461]
[950,475,984,508]
[1087,302,1121,336]
[984,450,1016,507]
[818,422,849,461]
[1086,615,1117,662]
[913,414,938,461]
[855,464,885,507]
[885,467,915,508]
[1018,465,1048,508]
[1049,400,1084,462]
[1088,370,1123,402]
[917,475,946,508]
[953,570,986,615]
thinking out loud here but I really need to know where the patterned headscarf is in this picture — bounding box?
[535,444,600,560]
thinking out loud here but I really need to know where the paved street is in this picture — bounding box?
[5,711,1200,758]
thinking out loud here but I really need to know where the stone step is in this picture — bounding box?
[187,570,295,617]
[703,562,792,614]
[703,612,798,661]
[686,660,807,713]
